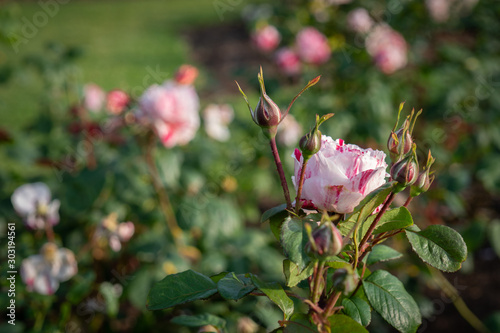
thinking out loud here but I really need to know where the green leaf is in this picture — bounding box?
[342,297,371,327]
[405,225,467,272]
[328,314,369,333]
[251,275,294,320]
[284,313,318,332]
[347,183,394,224]
[338,207,413,240]
[261,203,288,223]
[217,272,255,300]
[281,217,310,271]
[171,313,226,329]
[147,270,217,310]
[366,245,403,266]
[363,270,421,333]
[210,271,229,284]
[283,260,314,288]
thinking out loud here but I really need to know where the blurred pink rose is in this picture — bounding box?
[138,81,200,147]
[296,27,331,65]
[292,136,388,214]
[347,8,374,34]
[175,64,199,85]
[83,83,105,112]
[366,24,408,74]
[106,89,130,115]
[278,114,302,147]
[203,104,234,142]
[275,47,301,75]
[252,25,281,52]
[21,243,77,295]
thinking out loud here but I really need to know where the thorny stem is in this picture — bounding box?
[403,196,413,207]
[323,290,342,318]
[357,192,396,261]
[430,267,491,333]
[269,137,292,210]
[311,261,325,304]
[295,158,309,214]
[144,134,183,247]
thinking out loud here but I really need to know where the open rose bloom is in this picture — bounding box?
[138,81,200,148]
[252,25,281,52]
[11,182,60,230]
[106,89,130,115]
[292,136,388,214]
[275,47,301,76]
[21,243,77,295]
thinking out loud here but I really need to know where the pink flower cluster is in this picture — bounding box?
[253,24,331,76]
[292,136,388,214]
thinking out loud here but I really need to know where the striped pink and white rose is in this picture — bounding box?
[292,136,388,214]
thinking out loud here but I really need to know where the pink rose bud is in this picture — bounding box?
[296,27,331,65]
[138,81,200,147]
[106,89,130,115]
[347,8,374,34]
[306,222,344,258]
[275,47,301,76]
[83,83,106,112]
[387,120,413,156]
[391,152,419,188]
[252,24,281,52]
[292,136,388,214]
[174,64,199,85]
[411,150,435,197]
[366,24,407,74]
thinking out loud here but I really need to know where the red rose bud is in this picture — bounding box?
[387,125,412,156]
[305,221,343,258]
[174,64,199,85]
[391,150,418,190]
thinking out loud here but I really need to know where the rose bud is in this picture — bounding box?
[391,149,419,190]
[331,268,359,295]
[299,113,334,161]
[411,150,435,197]
[305,222,343,258]
[387,121,413,156]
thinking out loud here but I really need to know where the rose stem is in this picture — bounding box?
[295,158,309,214]
[269,136,292,210]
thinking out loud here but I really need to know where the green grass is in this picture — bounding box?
[0,0,239,129]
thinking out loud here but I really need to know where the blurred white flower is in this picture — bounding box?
[95,213,135,252]
[21,242,77,295]
[278,114,302,147]
[237,316,259,333]
[347,8,374,34]
[11,182,60,230]
[84,83,106,112]
[202,104,234,142]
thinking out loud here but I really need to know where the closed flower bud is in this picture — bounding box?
[387,127,412,156]
[331,268,359,295]
[410,150,435,197]
[391,153,418,188]
[254,94,282,129]
[299,129,321,160]
[306,222,343,258]
[299,113,334,161]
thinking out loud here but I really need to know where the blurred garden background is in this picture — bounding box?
[1,0,500,332]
